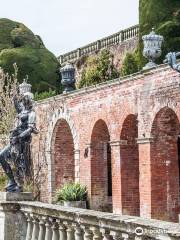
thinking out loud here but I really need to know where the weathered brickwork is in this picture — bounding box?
[32,64,180,222]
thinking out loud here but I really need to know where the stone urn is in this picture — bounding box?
[142,28,164,70]
[63,200,87,209]
[60,63,76,93]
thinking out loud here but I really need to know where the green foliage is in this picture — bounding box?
[34,89,57,101]
[78,49,119,88]
[0,18,60,93]
[0,174,7,191]
[55,182,87,202]
[120,53,139,76]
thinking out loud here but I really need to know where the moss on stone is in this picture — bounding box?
[0,18,60,92]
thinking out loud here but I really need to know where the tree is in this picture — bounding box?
[120,53,138,76]
[0,64,18,135]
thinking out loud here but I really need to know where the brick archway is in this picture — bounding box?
[45,108,79,200]
[52,119,75,189]
[150,107,180,222]
[120,114,140,216]
[90,119,112,211]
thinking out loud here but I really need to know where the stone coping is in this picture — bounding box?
[36,63,177,106]
[12,201,180,238]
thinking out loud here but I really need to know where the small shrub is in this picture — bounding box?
[120,52,139,77]
[34,89,56,101]
[55,182,87,202]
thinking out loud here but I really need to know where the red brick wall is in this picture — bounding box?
[32,64,180,222]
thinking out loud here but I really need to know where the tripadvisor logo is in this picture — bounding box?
[135,227,144,236]
[135,227,169,236]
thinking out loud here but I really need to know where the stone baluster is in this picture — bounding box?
[73,223,83,240]
[132,28,134,37]
[130,28,132,38]
[51,219,59,240]
[127,30,129,39]
[25,213,33,240]
[100,228,111,240]
[31,215,39,240]
[111,231,122,240]
[57,220,67,240]
[121,233,129,240]
[38,217,46,240]
[91,226,102,240]
[120,31,124,42]
[64,221,75,240]
[45,218,52,240]
[97,40,101,50]
[82,225,93,240]
[77,48,81,58]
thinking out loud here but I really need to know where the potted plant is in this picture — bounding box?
[55,182,87,209]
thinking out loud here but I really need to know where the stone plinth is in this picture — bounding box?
[0,192,33,240]
[0,192,33,201]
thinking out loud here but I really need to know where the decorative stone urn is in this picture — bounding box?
[142,28,164,70]
[60,63,76,93]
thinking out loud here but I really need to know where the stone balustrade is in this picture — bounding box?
[58,25,139,65]
[10,201,180,240]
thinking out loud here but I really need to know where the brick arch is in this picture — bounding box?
[120,114,140,216]
[90,119,112,211]
[148,101,179,134]
[150,107,180,222]
[45,109,79,199]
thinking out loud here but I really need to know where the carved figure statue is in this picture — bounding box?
[164,52,180,73]
[0,83,38,192]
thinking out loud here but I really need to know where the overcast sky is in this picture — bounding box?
[0,0,139,56]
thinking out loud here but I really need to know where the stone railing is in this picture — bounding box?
[58,25,139,65]
[1,200,180,240]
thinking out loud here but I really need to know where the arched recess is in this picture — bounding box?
[45,108,79,200]
[151,107,180,222]
[120,114,140,216]
[90,119,112,211]
[52,119,75,189]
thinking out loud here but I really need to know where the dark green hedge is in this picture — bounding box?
[0,18,60,93]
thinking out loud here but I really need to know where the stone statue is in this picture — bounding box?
[0,81,38,192]
[164,52,180,73]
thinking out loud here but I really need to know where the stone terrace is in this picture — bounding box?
[32,64,180,223]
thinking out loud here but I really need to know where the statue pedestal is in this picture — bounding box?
[0,192,33,240]
[0,192,33,201]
